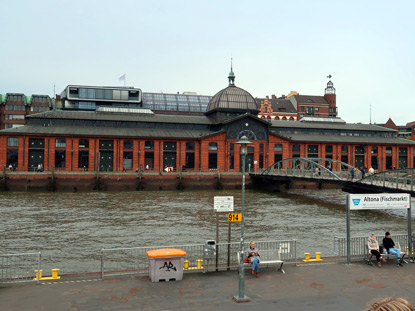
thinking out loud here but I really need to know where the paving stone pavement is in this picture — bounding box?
[1,261,415,311]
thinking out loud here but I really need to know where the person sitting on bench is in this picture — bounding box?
[246,241,260,278]
[383,231,403,267]
[368,234,386,267]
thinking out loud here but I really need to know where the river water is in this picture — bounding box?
[1,189,413,274]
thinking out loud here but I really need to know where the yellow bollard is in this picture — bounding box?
[34,269,43,280]
[197,259,203,269]
[304,253,310,262]
[51,269,61,279]
[184,260,189,269]
[407,247,409,255]
[315,252,321,261]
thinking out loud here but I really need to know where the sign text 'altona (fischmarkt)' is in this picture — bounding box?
[349,193,410,210]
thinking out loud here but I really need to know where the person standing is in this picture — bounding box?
[246,241,260,278]
[350,167,355,180]
[368,234,386,267]
[383,232,403,266]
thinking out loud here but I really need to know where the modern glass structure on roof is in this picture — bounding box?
[61,85,142,110]
[142,92,211,112]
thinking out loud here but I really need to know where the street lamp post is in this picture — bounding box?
[233,136,253,303]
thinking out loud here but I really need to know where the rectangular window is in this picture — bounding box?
[164,142,177,151]
[292,144,300,153]
[99,140,114,150]
[386,147,392,154]
[371,155,378,170]
[274,144,283,152]
[386,156,393,170]
[55,139,66,148]
[274,153,283,163]
[308,145,318,154]
[123,151,133,169]
[145,141,154,149]
[185,152,195,169]
[29,138,44,148]
[399,147,407,156]
[341,155,349,168]
[371,147,378,154]
[325,145,333,153]
[78,150,89,170]
[123,140,133,149]
[144,151,154,170]
[209,142,218,151]
[208,153,218,169]
[55,150,66,168]
[7,149,18,168]
[229,153,234,170]
[341,146,348,153]
[79,139,89,148]
[260,143,264,152]
[186,142,195,150]
[355,146,365,154]
[7,137,19,147]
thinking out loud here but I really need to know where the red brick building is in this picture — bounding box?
[0,94,52,129]
[257,80,337,121]
[0,71,414,173]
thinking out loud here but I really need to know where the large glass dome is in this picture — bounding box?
[205,69,259,115]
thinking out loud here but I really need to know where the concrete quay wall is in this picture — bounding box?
[0,171,342,191]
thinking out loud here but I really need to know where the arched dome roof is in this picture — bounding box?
[205,68,259,115]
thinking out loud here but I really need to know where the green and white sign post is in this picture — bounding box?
[346,193,412,265]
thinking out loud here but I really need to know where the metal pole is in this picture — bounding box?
[227,221,231,271]
[216,212,219,271]
[234,152,250,302]
[408,197,412,257]
[346,194,351,265]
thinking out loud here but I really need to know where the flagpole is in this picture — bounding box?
[124,73,126,87]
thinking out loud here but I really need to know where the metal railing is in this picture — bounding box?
[0,252,41,284]
[334,234,409,262]
[358,169,415,192]
[101,239,296,279]
[260,158,356,181]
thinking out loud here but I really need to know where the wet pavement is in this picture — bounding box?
[1,260,415,311]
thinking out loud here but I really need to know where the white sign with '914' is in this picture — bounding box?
[214,196,234,212]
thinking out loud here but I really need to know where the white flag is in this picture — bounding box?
[119,73,126,81]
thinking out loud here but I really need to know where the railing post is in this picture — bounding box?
[396,171,399,189]
[37,252,41,284]
[100,249,104,280]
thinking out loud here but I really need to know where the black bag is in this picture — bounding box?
[379,246,384,254]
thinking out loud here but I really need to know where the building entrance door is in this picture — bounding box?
[240,154,254,172]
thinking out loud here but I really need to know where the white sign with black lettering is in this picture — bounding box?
[214,196,234,212]
[349,193,410,210]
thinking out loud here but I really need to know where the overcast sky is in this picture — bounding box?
[1,0,414,125]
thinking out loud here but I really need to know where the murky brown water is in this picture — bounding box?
[1,189,413,273]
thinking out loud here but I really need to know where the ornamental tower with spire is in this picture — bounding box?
[324,76,337,117]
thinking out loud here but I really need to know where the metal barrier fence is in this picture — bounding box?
[0,252,41,284]
[334,234,409,261]
[101,240,296,279]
